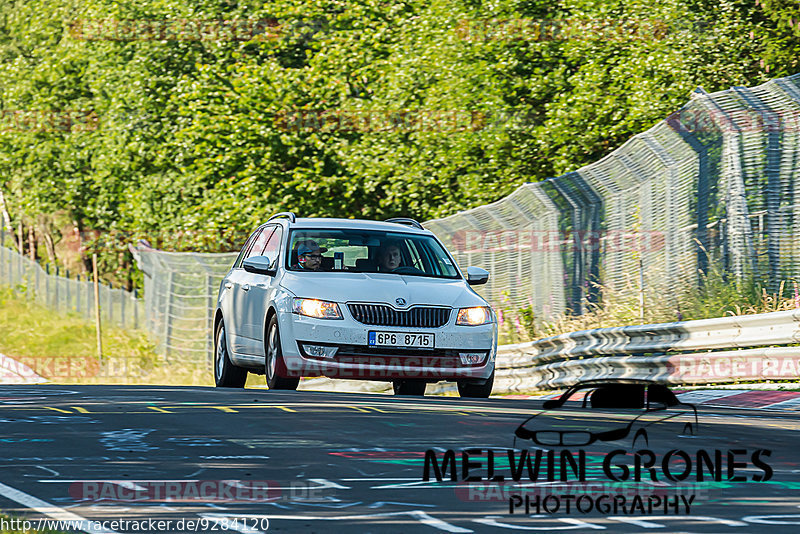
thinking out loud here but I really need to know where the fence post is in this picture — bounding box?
[164,270,174,359]
[92,253,102,359]
[87,272,92,321]
[65,269,70,311]
[55,266,60,312]
[121,284,126,328]
[45,264,50,306]
[107,282,113,325]
[206,273,215,366]
[34,260,40,303]
[76,274,81,314]
[133,288,139,330]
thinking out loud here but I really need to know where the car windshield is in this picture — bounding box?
[286,229,461,279]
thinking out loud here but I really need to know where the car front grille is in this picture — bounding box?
[347,304,451,328]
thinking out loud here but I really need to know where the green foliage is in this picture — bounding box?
[0,0,796,287]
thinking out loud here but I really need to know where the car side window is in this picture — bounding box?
[233,229,262,270]
[246,227,273,261]
[262,226,283,266]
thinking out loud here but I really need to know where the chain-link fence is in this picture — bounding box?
[428,74,800,317]
[0,231,144,330]
[131,243,236,361]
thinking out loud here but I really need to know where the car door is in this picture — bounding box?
[238,224,283,359]
[229,226,270,360]
[221,228,259,358]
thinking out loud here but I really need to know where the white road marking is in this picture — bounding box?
[0,481,119,534]
[308,478,351,489]
[474,515,605,530]
[609,515,748,527]
[368,501,437,508]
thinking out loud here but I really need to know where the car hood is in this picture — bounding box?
[280,271,487,308]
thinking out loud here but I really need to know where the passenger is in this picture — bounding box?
[377,242,402,272]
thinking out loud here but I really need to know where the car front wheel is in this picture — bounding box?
[265,315,300,391]
[214,320,247,388]
[457,371,494,398]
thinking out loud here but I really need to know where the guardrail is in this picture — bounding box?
[493,309,800,392]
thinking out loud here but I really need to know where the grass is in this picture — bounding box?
[0,286,210,385]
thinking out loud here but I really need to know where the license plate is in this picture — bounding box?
[368,331,435,348]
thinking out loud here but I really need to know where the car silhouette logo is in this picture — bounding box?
[513,380,699,448]
[396,298,407,306]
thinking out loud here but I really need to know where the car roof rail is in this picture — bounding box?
[269,212,297,223]
[385,217,424,230]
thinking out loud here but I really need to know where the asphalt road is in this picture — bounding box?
[0,385,799,533]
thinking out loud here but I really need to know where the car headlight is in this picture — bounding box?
[292,298,343,320]
[456,306,493,326]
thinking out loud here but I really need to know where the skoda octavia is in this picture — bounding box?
[213,213,497,397]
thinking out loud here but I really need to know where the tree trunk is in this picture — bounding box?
[28,225,36,261]
[75,219,93,273]
[0,188,12,237]
[41,225,56,265]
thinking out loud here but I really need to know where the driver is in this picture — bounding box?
[294,240,327,271]
[377,242,402,272]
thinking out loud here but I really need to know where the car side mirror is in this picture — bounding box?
[466,266,489,285]
[243,255,276,276]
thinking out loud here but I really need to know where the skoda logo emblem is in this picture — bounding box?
[396,298,407,306]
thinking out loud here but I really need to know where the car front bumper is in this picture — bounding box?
[277,311,496,381]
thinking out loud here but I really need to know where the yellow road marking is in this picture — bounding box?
[148,406,173,413]
[44,407,72,414]
[212,406,238,413]
[275,405,296,413]
[71,406,90,413]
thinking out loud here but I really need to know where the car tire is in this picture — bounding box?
[214,320,247,388]
[457,371,494,398]
[392,379,426,396]
[265,315,299,391]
